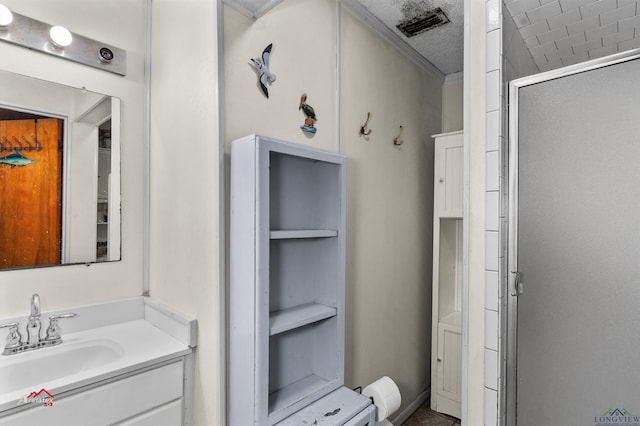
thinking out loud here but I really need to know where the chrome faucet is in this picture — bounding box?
[0,294,77,356]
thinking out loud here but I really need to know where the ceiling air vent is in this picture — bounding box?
[396,7,450,38]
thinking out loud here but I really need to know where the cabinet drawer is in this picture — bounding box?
[118,399,183,426]
[0,360,184,426]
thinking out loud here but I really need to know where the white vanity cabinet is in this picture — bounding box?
[0,360,185,426]
[230,135,372,426]
[430,131,463,419]
[0,297,196,426]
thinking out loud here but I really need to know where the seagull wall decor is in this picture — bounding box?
[250,43,276,98]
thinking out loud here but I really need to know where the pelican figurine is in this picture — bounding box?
[250,43,276,98]
[299,93,317,134]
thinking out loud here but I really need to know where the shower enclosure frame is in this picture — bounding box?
[505,47,640,426]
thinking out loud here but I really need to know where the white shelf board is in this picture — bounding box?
[269,230,338,240]
[269,303,337,336]
[268,374,329,416]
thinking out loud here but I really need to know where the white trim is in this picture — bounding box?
[222,0,255,18]
[144,296,197,347]
[336,1,342,153]
[216,1,227,426]
[143,0,152,296]
[338,0,445,81]
[445,71,464,82]
[510,48,640,90]
[182,352,196,426]
[432,130,464,138]
[461,0,470,423]
[391,387,430,425]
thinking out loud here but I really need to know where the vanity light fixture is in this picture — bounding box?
[0,4,13,29]
[0,6,125,75]
[49,25,72,49]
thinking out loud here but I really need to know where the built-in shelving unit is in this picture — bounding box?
[431,131,463,419]
[96,142,111,262]
[230,135,350,425]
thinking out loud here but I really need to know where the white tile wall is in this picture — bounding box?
[486,192,500,231]
[485,271,499,312]
[601,3,636,24]
[619,37,640,49]
[484,388,498,425]
[484,348,499,389]
[485,2,539,424]
[485,1,503,423]
[537,26,569,44]
[485,70,502,112]
[488,0,502,31]
[526,1,562,24]
[547,8,580,29]
[580,0,617,17]
[485,311,499,351]
[485,152,500,192]
[618,13,640,31]
[487,30,502,71]
[485,231,499,272]
[486,110,501,152]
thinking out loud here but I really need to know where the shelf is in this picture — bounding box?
[230,135,346,426]
[270,230,337,240]
[268,374,331,416]
[269,303,337,336]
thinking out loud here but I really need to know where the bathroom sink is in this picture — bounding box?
[0,339,124,395]
[0,313,193,415]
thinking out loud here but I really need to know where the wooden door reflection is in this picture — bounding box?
[0,118,63,268]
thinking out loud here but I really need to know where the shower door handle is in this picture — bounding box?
[511,271,524,296]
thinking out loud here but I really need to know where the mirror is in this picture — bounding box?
[0,70,121,270]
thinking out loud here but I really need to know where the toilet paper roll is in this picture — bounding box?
[362,376,401,422]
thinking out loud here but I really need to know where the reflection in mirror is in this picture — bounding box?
[0,71,121,270]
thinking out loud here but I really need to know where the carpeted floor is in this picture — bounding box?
[401,401,461,426]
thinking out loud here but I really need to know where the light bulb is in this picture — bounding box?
[0,4,13,29]
[49,25,72,48]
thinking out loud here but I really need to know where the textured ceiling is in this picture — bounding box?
[355,0,465,75]
[505,0,640,71]
[225,0,640,76]
[357,0,640,75]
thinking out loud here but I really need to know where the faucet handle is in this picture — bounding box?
[45,313,77,342]
[0,322,23,349]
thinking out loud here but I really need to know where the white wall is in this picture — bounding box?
[224,0,337,149]
[442,73,463,133]
[339,7,441,417]
[148,0,223,425]
[0,0,146,316]
[224,0,442,419]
